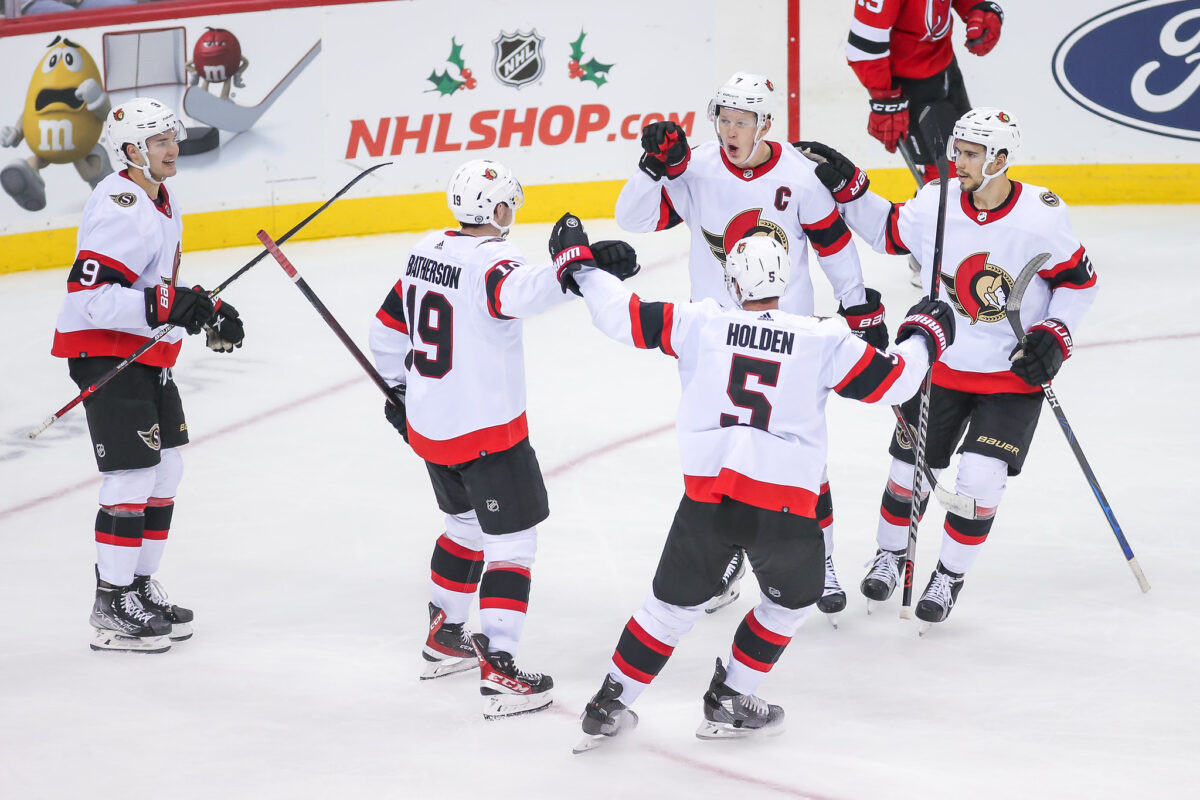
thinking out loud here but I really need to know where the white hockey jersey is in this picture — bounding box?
[369,230,571,466]
[52,170,184,367]
[615,140,869,315]
[842,180,1098,394]
[576,269,930,517]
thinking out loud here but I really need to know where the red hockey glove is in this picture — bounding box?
[965,2,1004,56]
[1010,318,1071,386]
[867,89,909,154]
[838,288,888,350]
[639,121,691,180]
[144,284,214,335]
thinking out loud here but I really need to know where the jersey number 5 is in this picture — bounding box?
[720,355,779,431]
[405,285,454,378]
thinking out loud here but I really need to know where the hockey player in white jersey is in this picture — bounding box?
[566,233,956,748]
[369,159,638,718]
[800,107,1098,628]
[52,97,246,653]
[615,71,890,619]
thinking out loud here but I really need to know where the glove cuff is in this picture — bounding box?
[838,288,885,331]
[665,149,690,178]
[1032,318,1072,360]
[971,1,1004,20]
[145,285,174,327]
[553,244,594,283]
[638,153,667,181]
[869,94,909,115]
[901,313,949,361]
[832,167,870,203]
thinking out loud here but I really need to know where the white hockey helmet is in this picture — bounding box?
[104,97,186,181]
[446,158,524,233]
[707,72,775,164]
[948,107,1021,190]
[724,235,790,305]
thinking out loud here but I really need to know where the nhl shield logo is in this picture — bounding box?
[492,30,545,88]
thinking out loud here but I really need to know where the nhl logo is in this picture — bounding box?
[486,499,500,512]
[492,30,545,88]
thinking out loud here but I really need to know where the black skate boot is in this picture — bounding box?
[705,548,746,614]
[860,547,907,607]
[916,562,965,632]
[816,556,847,622]
[695,658,785,740]
[421,603,476,680]
[131,574,193,641]
[471,633,553,719]
[90,571,172,653]
[573,675,639,753]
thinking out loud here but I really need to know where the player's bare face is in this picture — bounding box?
[717,108,764,166]
[953,140,988,192]
[144,131,180,182]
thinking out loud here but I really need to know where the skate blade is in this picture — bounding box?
[825,612,840,629]
[704,587,741,614]
[90,628,171,654]
[695,720,785,741]
[168,622,193,642]
[482,692,553,720]
[420,656,476,680]
[572,734,607,754]
[918,622,934,637]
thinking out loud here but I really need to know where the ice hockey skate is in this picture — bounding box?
[90,581,172,654]
[573,674,639,754]
[705,549,746,614]
[816,555,846,627]
[861,547,906,613]
[131,574,193,641]
[916,562,965,636]
[421,603,476,680]
[695,658,784,740]
[471,633,553,719]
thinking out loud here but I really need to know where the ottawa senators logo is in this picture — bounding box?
[701,209,787,266]
[110,192,137,207]
[483,168,497,180]
[137,423,161,451]
[941,252,1014,325]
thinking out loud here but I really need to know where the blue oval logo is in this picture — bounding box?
[1053,0,1200,141]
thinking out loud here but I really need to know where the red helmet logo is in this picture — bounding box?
[997,111,1011,123]
[483,168,498,180]
[112,109,124,121]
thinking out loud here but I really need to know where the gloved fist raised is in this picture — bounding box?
[1010,318,1070,386]
[204,298,245,353]
[548,212,596,296]
[896,297,956,362]
[796,140,870,203]
[144,284,214,335]
[638,121,690,180]
[838,288,888,350]
[867,89,910,154]
[383,385,408,443]
[591,240,640,281]
[965,2,1004,56]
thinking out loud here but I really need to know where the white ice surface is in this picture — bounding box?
[1,206,1197,800]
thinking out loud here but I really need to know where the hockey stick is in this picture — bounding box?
[899,108,949,619]
[257,230,401,406]
[183,41,321,133]
[1006,256,1151,593]
[27,162,391,439]
[890,406,978,518]
[897,137,925,187]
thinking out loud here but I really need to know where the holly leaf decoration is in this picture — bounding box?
[581,57,614,86]
[447,37,466,72]
[570,31,586,62]
[426,69,463,96]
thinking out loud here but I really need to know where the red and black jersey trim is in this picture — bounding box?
[731,610,792,673]
[801,208,853,256]
[718,141,782,180]
[628,295,677,357]
[431,534,485,593]
[479,565,531,614]
[656,188,683,231]
[816,483,833,529]
[1039,246,1096,290]
[884,203,910,255]
[375,279,408,334]
[485,261,518,320]
[833,347,906,403]
[66,250,138,292]
[959,181,1023,225]
[613,616,675,685]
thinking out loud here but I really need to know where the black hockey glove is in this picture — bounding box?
[838,288,888,350]
[638,121,690,181]
[795,140,870,203]
[144,284,214,335]
[591,240,640,281]
[896,297,956,363]
[1010,318,1071,386]
[548,212,597,296]
[204,297,245,353]
[383,384,408,443]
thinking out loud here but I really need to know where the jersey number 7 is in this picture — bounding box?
[720,355,779,431]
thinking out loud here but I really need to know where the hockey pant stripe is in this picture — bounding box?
[431,533,485,593]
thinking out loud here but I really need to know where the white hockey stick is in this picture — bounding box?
[890,407,978,519]
[183,40,321,133]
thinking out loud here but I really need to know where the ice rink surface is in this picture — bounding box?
[1,205,1197,799]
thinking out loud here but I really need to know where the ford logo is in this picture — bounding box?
[1052,1,1200,141]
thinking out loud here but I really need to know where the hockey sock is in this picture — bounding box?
[429,533,484,623]
[876,478,932,551]
[725,602,810,696]
[479,563,530,656]
[940,512,996,574]
[608,596,704,706]
[816,482,834,555]
[95,504,146,587]
[135,497,173,576]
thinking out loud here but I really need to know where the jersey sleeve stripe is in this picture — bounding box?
[377,281,409,333]
[656,188,683,231]
[629,295,678,357]
[801,209,853,256]
[885,203,910,255]
[67,250,138,292]
[375,307,408,334]
[833,347,906,402]
[485,262,517,320]
[1039,246,1097,290]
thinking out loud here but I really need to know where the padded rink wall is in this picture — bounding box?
[1,0,1198,274]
